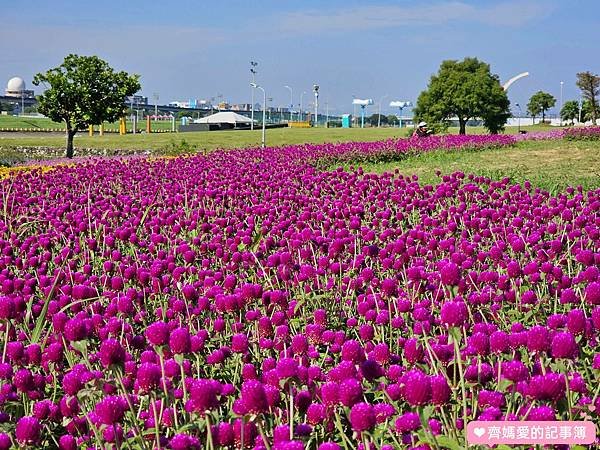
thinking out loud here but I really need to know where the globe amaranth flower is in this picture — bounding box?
[189,379,220,413]
[339,378,363,407]
[169,327,191,354]
[95,395,127,425]
[527,373,566,402]
[440,262,461,286]
[440,301,468,328]
[136,362,162,393]
[99,338,126,368]
[15,416,41,446]
[145,321,170,346]
[402,369,431,406]
[551,332,578,359]
[395,412,421,433]
[349,402,376,432]
[240,380,269,414]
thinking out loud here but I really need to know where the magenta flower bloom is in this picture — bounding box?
[15,416,41,446]
[240,380,268,414]
[137,362,162,393]
[145,321,170,346]
[318,443,341,450]
[430,375,451,405]
[440,262,461,285]
[231,333,249,353]
[551,332,578,359]
[395,412,421,433]
[99,338,126,368]
[276,358,299,379]
[402,369,431,406]
[527,325,550,353]
[189,379,220,413]
[95,396,127,425]
[339,378,363,407]
[0,297,15,320]
[169,327,191,354]
[440,301,467,327]
[349,402,375,432]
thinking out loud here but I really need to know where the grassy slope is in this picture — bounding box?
[353,139,600,192]
[0,123,560,151]
[0,116,173,131]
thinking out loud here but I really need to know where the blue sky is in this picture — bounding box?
[2,0,599,116]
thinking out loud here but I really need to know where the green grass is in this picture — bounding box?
[353,139,600,192]
[0,120,563,153]
[0,115,173,131]
[0,127,413,152]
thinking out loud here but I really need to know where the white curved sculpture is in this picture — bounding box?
[503,72,529,91]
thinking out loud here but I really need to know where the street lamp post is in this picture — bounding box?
[300,91,307,122]
[250,82,266,148]
[250,61,258,131]
[153,92,159,118]
[313,84,319,127]
[378,94,388,127]
[284,85,293,122]
[560,81,564,126]
[515,103,522,133]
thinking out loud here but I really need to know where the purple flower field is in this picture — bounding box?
[0,133,598,449]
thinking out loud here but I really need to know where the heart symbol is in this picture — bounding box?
[474,427,486,438]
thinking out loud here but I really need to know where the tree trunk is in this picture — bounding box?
[542,109,545,124]
[66,128,76,158]
[458,117,466,135]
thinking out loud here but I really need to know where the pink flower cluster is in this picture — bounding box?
[0,136,598,449]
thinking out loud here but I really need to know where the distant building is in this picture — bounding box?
[126,95,148,105]
[5,77,34,98]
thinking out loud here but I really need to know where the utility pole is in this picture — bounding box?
[153,92,159,118]
[250,61,258,130]
[313,84,319,127]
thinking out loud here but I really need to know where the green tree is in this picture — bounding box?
[527,91,556,124]
[386,114,398,126]
[0,102,15,113]
[413,57,510,134]
[581,99,594,123]
[369,113,388,126]
[576,71,599,122]
[32,54,140,158]
[560,100,579,125]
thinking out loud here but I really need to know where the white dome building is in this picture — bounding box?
[5,77,34,98]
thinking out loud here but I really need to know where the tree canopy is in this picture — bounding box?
[576,71,599,123]
[413,57,510,134]
[527,91,556,123]
[560,100,579,125]
[33,54,140,158]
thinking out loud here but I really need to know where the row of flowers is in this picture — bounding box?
[0,132,597,449]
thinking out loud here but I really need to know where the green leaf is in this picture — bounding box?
[435,435,464,450]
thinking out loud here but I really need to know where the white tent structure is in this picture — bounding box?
[194,111,253,125]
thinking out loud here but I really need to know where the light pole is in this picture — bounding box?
[284,85,293,122]
[300,91,307,121]
[378,94,388,127]
[313,84,319,127]
[325,100,329,128]
[515,103,522,133]
[250,82,266,148]
[153,92,159,118]
[250,61,258,130]
[559,81,564,126]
